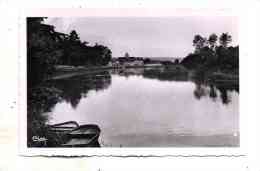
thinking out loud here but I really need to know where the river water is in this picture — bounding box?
[47,68,239,147]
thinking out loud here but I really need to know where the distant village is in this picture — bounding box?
[55,52,183,73]
[108,53,182,68]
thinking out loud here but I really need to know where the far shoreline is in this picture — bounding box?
[50,64,239,86]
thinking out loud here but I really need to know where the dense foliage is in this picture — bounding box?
[59,31,112,66]
[27,17,112,88]
[27,17,62,87]
[181,33,239,75]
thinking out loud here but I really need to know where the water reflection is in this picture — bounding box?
[39,68,239,147]
[111,67,189,82]
[49,68,239,107]
[209,85,217,100]
[143,67,189,82]
[193,84,207,100]
[49,71,239,147]
[110,68,145,77]
[193,83,236,104]
[110,68,239,104]
[48,71,111,108]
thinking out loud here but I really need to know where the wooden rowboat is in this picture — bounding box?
[48,121,101,147]
[62,124,101,147]
[48,121,79,132]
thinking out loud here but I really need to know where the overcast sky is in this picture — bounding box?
[45,17,238,58]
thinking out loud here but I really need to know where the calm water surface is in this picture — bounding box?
[48,68,239,147]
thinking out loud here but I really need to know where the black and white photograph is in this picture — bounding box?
[26,15,239,148]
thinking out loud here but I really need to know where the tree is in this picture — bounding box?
[27,17,62,87]
[69,30,80,42]
[144,58,151,64]
[124,52,130,58]
[208,33,218,50]
[219,32,232,48]
[93,44,112,65]
[181,53,204,69]
[193,34,207,53]
[182,33,238,72]
[174,59,179,64]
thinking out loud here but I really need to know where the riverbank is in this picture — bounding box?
[50,64,165,80]
[51,64,239,86]
[190,68,239,84]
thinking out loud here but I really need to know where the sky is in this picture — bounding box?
[45,17,238,58]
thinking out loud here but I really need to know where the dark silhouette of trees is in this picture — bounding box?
[193,34,207,53]
[58,33,112,66]
[179,53,204,69]
[143,58,151,64]
[219,32,232,48]
[27,17,63,87]
[27,17,113,87]
[69,30,80,42]
[174,59,179,64]
[208,33,218,50]
[181,33,238,75]
[124,52,130,58]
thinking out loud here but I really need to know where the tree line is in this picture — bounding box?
[181,33,239,75]
[27,17,112,88]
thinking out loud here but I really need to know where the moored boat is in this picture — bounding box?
[62,124,101,147]
[48,122,101,147]
[47,121,79,132]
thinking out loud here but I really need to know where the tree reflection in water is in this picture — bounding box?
[193,84,207,100]
[142,67,189,82]
[49,71,112,108]
[209,85,217,100]
[111,67,238,105]
[193,82,238,104]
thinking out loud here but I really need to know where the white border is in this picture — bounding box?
[19,8,247,156]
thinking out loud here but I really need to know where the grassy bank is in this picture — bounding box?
[143,65,189,81]
[51,65,165,80]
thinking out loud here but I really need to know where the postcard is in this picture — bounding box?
[18,8,247,156]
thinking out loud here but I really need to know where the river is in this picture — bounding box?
[47,67,239,147]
